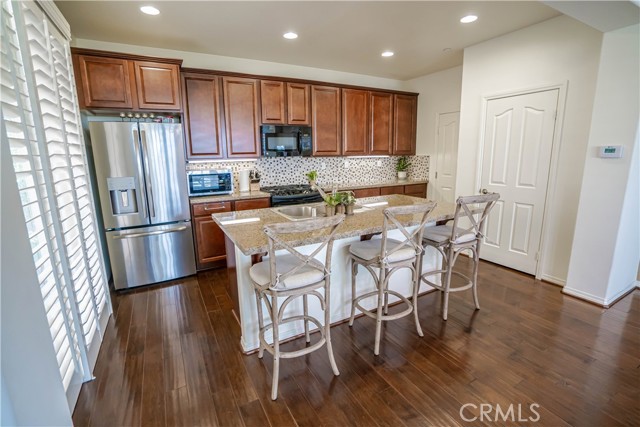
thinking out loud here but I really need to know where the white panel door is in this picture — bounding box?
[480,90,558,274]
[434,111,459,203]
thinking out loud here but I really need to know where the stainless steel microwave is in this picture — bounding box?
[186,169,233,196]
[261,125,312,157]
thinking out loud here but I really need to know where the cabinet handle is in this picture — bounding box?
[204,205,226,211]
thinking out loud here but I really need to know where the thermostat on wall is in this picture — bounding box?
[598,145,624,158]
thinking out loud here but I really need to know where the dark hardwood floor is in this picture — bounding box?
[73,259,639,426]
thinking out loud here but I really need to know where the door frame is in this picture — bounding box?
[474,82,567,282]
[433,110,460,202]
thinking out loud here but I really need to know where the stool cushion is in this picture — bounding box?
[250,254,325,289]
[349,238,416,263]
[423,225,476,244]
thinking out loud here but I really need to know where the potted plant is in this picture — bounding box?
[396,156,411,180]
[323,194,340,216]
[305,170,318,186]
[341,191,357,215]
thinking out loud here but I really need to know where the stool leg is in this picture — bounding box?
[325,283,340,376]
[442,248,454,321]
[255,289,265,359]
[472,247,480,310]
[271,294,280,400]
[303,294,310,343]
[412,262,424,337]
[349,259,358,327]
[374,269,387,356]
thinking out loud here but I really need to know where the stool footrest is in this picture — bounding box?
[353,290,413,321]
[420,271,473,292]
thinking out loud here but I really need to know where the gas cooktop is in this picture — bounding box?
[260,184,323,207]
[260,184,317,196]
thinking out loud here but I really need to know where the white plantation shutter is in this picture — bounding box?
[0,0,111,408]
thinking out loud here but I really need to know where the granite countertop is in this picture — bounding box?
[212,194,454,256]
[189,190,271,204]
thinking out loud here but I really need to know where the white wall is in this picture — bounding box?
[456,15,603,284]
[403,66,463,198]
[564,24,640,305]
[1,140,73,426]
[73,39,405,91]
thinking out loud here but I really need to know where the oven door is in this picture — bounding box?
[187,170,233,196]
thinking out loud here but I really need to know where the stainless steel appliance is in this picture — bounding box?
[88,121,196,289]
[261,184,323,206]
[261,125,312,157]
[186,169,233,196]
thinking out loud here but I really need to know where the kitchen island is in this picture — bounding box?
[213,194,455,352]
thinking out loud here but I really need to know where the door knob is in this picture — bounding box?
[480,188,489,194]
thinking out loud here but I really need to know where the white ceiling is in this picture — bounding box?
[56,1,564,80]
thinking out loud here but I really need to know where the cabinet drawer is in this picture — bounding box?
[234,198,270,211]
[380,185,404,195]
[404,183,427,197]
[192,201,232,217]
[352,187,381,198]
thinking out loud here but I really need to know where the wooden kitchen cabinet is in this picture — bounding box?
[393,94,418,155]
[182,73,224,159]
[260,80,286,124]
[342,89,369,155]
[312,85,342,156]
[75,55,134,109]
[133,61,181,110]
[404,183,427,198]
[223,76,261,158]
[192,201,232,270]
[287,83,311,125]
[72,49,182,111]
[352,187,381,198]
[370,91,394,155]
[380,185,404,196]
[234,198,271,211]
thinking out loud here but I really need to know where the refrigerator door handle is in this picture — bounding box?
[132,128,148,218]
[139,129,156,218]
[112,225,188,240]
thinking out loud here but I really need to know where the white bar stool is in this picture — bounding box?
[348,202,436,355]
[420,193,499,320]
[249,214,345,400]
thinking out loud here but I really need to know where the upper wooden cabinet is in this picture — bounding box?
[223,76,261,158]
[133,61,181,110]
[72,49,182,111]
[259,80,311,125]
[75,55,134,109]
[370,91,394,155]
[393,94,418,155]
[182,73,224,159]
[312,85,342,156]
[286,83,311,125]
[260,80,286,124]
[342,89,369,155]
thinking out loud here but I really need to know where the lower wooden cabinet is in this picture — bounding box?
[352,187,381,198]
[380,185,404,195]
[351,183,427,199]
[404,183,427,198]
[191,197,270,270]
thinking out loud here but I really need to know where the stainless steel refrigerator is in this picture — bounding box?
[88,121,196,290]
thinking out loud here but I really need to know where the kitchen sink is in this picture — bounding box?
[271,204,322,221]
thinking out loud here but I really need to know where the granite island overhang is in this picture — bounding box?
[212,194,458,353]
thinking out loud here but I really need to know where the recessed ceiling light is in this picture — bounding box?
[381,51,394,57]
[140,5,160,15]
[283,32,298,39]
[460,15,478,23]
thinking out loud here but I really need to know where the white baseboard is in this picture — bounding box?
[541,274,566,287]
[563,280,638,307]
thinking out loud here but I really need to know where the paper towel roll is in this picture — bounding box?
[238,169,251,192]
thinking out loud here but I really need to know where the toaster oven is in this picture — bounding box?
[186,169,233,197]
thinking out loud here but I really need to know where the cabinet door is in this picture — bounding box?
[260,80,286,124]
[404,183,427,198]
[76,55,133,109]
[182,73,224,159]
[234,198,270,211]
[342,89,369,155]
[311,85,341,156]
[393,94,418,155]
[287,83,311,125]
[370,91,394,155]
[223,77,261,158]
[133,61,181,110]
[192,202,232,270]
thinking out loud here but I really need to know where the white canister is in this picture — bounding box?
[238,169,251,192]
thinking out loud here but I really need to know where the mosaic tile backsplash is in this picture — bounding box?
[187,155,429,188]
